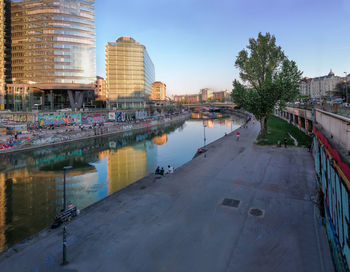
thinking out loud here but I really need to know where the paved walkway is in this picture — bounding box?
[0,119,334,272]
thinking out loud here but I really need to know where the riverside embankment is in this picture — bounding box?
[0,115,334,271]
[0,113,190,154]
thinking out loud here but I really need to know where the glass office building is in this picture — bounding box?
[10,0,96,85]
[0,0,10,109]
[105,37,155,109]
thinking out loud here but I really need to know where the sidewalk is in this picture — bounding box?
[0,119,334,272]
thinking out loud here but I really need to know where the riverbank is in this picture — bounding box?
[0,113,191,154]
[0,114,333,271]
[256,115,312,147]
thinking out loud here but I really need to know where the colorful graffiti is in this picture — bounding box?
[39,115,70,127]
[38,113,82,127]
[314,127,350,271]
[82,113,107,125]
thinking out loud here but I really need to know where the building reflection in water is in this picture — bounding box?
[107,144,147,195]
[0,117,244,252]
[203,119,214,128]
[225,119,232,127]
[0,174,5,252]
[152,134,168,146]
[191,112,201,119]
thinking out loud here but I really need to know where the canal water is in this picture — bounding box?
[0,116,243,252]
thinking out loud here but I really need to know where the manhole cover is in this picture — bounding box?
[249,208,264,217]
[222,198,240,208]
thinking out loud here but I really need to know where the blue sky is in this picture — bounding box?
[95,0,350,96]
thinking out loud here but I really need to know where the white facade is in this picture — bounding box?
[300,70,343,99]
[299,78,311,96]
[200,88,213,101]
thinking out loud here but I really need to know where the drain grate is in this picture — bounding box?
[222,198,240,208]
[249,208,264,217]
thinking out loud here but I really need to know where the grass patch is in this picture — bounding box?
[256,115,312,147]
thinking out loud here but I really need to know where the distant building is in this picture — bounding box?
[95,76,107,102]
[200,88,214,102]
[173,94,200,104]
[213,90,232,102]
[105,37,155,109]
[299,78,312,97]
[300,70,343,99]
[151,81,166,101]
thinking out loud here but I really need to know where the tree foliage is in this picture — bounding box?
[232,32,302,137]
[332,81,348,99]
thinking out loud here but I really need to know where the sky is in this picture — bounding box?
[95,0,350,96]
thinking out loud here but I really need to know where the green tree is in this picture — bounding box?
[232,32,302,138]
[331,81,347,99]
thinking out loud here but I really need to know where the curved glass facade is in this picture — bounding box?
[106,37,155,109]
[11,0,96,84]
[0,0,10,108]
[0,0,5,107]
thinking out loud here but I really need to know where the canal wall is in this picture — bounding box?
[275,107,313,134]
[268,106,350,270]
[279,105,350,270]
[312,110,350,271]
[0,113,191,154]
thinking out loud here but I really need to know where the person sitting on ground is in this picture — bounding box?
[160,167,165,175]
[168,165,174,174]
[155,166,160,175]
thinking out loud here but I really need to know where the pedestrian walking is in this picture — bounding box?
[236,132,240,141]
[284,137,287,148]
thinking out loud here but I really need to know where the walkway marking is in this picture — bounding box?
[288,133,298,146]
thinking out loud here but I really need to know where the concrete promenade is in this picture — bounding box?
[0,119,334,271]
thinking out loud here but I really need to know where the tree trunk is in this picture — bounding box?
[260,116,268,138]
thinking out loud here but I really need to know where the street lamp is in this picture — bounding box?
[62,165,72,266]
[344,72,349,103]
[203,122,207,148]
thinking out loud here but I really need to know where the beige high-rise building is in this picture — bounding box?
[151,81,166,101]
[105,37,155,109]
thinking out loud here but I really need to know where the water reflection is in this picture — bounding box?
[107,145,147,194]
[0,117,243,251]
[203,119,214,128]
[152,134,168,146]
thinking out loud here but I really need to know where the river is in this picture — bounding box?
[0,115,243,252]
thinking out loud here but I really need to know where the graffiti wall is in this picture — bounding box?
[81,113,107,125]
[38,113,82,127]
[314,127,350,271]
[0,113,36,122]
